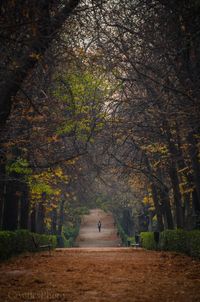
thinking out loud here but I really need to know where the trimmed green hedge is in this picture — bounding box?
[0,229,57,261]
[160,229,188,253]
[141,230,200,258]
[140,232,158,250]
[188,230,200,258]
[0,231,16,260]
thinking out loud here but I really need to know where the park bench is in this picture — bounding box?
[130,242,140,248]
[128,235,141,248]
[31,235,53,255]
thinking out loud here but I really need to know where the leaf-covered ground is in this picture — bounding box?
[1,209,200,302]
[0,248,200,302]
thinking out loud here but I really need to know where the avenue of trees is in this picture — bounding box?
[0,0,200,238]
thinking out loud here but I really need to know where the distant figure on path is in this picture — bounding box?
[98,220,102,232]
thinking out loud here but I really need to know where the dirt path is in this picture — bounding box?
[0,248,200,302]
[75,209,121,247]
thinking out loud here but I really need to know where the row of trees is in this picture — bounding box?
[0,20,110,234]
[91,0,200,231]
[65,0,200,232]
[0,0,84,234]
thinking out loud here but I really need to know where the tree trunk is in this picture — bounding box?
[58,200,65,236]
[188,132,200,209]
[144,154,164,231]
[192,190,200,229]
[164,124,183,228]
[0,160,5,229]
[2,173,20,231]
[51,207,57,235]
[192,189,200,213]
[169,164,183,228]
[159,187,174,229]
[19,182,30,229]
[122,208,133,236]
[36,202,46,234]
[183,192,192,230]
[0,80,19,125]
[0,193,3,229]
[151,183,164,231]
[36,193,46,234]
[30,205,36,233]
[148,211,154,232]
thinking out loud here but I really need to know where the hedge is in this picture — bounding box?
[140,232,158,250]
[159,229,188,254]
[0,231,16,260]
[0,229,57,261]
[188,230,200,258]
[140,230,200,258]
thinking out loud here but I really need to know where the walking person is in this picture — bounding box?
[98,220,102,232]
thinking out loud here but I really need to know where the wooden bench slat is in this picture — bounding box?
[31,235,53,254]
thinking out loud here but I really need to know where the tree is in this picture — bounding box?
[0,0,80,125]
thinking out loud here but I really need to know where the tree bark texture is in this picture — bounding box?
[51,207,58,235]
[19,183,30,229]
[58,200,65,236]
[158,187,174,229]
[188,132,200,210]
[151,183,164,231]
[0,160,5,228]
[30,205,36,233]
[2,173,20,230]
[36,192,46,234]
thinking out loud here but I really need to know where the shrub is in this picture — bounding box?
[62,225,80,247]
[160,229,188,253]
[15,229,33,253]
[187,230,200,258]
[140,230,200,259]
[0,231,16,260]
[63,226,79,241]
[0,230,57,261]
[140,232,159,250]
[15,230,57,253]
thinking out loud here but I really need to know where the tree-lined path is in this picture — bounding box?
[1,2,200,301]
[75,209,121,247]
[0,248,200,302]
